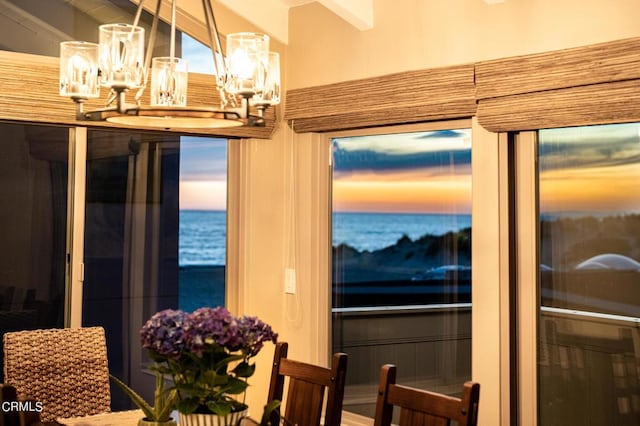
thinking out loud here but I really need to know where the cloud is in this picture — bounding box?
[179,137,227,181]
[334,129,471,153]
[539,122,640,171]
[332,129,471,176]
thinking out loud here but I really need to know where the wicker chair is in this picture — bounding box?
[3,327,111,422]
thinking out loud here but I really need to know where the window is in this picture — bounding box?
[182,34,216,75]
[331,126,472,418]
[179,137,228,310]
[0,0,232,411]
[83,130,228,409]
[1,0,176,58]
[178,35,228,311]
[537,123,640,425]
[0,122,69,380]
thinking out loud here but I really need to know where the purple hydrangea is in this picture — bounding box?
[237,315,278,356]
[183,307,242,356]
[140,309,187,360]
[139,306,278,413]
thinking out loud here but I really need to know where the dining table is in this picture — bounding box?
[57,410,144,426]
[56,410,262,426]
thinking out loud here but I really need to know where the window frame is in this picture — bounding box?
[324,118,496,424]
[514,131,539,426]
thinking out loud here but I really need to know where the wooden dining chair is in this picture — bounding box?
[373,364,480,426]
[267,342,347,426]
[3,327,111,423]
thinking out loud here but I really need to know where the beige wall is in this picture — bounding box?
[236,0,640,422]
[232,129,331,416]
[3,0,637,422]
[287,0,640,89]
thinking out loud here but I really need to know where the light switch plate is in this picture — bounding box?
[285,268,296,294]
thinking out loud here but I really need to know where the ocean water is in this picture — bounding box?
[179,210,471,265]
[179,210,226,266]
[333,212,471,252]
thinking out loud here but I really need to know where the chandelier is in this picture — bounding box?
[59,0,281,128]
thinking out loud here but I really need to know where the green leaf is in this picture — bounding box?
[109,374,156,420]
[203,370,229,385]
[153,365,173,375]
[233,362,255,378]
[222,377,249,395]
[177,398,200,415]
[260,400,281,426]
[213,354,245,370]
[157,389,179,421]
[207,401,232,417]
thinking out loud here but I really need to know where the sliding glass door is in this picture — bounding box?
[82,130,181,408]
[82,129,228,410]
[331,124,472,419]
[536,123,640,426]
[0,122,69,380]
[515,123,640,426]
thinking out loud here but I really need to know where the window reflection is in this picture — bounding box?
[0,123,68,381]
[83,131,228,411]
[2,0,177,59]
[331,128,472,419]
[538,123,640,426]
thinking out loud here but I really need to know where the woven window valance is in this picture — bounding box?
[475,37,640,132]
[0,50,275,138]
[285,37,640,133]
[284,64,477,133]
[4,36,640,136]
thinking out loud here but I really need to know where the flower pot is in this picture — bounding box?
[138,418,178,426]
[178,407,249,426]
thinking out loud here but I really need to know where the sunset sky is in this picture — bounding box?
[180,35,640,215]
[179,136,227,211]
[332,130,472,214]
[178,36,226,211]
[177,124,640,214]
[539,123,640,214]
[333,123,640,215]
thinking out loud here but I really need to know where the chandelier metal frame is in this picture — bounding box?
[61,0,279,129]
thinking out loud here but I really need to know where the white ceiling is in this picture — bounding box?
[217,0,504,45]
[217,0,374,45]
[0,0,506,53]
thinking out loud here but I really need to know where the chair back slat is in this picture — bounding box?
[398,408,449,426]
[267,342,348,426]
[325,351,348,426]
[285,378,325,425]
[389,385,464,421]
[374,364,480,426]
[280,359,333,385]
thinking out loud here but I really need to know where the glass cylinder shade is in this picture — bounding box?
[225,33,269,97]
[252,51,281,106]
[151,57,188,106]
[99,24,145,89]
[59,41,100,98]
